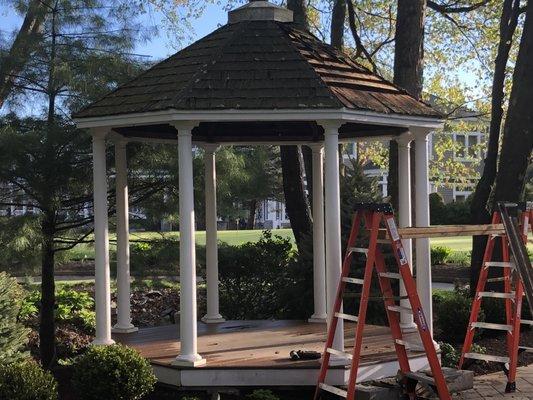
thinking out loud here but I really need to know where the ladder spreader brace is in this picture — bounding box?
[314,203,451,400]
[459,202,533,393]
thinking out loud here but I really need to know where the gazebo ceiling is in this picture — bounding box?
[74,1,441,142]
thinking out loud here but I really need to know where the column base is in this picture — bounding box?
[91,337,115,346]
[112,324,139,334]
[322,354,351,366]
[308,314,327,323]
[172,354,207,367]
[201,314,226,324]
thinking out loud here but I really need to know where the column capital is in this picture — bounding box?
[396,132,413,148]
[90,127,111,140]
[317,120,343,134]
[308,143,324,153]
[409,126,433,140]
[173,121,199,134]
[200,143,220,153]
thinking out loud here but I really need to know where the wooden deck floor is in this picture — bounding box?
[114,320,425,374]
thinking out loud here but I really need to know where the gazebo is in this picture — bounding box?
[73,0,443,387]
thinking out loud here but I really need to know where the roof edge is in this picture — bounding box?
[74,108,444,130]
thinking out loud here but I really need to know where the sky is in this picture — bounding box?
[0,2,231,61]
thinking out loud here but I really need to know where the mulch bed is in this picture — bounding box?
[432,263,470,284]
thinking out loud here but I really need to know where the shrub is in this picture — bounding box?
[72,344,156,400]
[219,231,311,319]
[20,288,95,332]
[439,342,460,368]
[433,287,482,343]
[429,193,447,225]
[246,389,280,400]
[0,361,58,400]
[0,272,30,363]
[431,246,452,265]
[429,192,472,225]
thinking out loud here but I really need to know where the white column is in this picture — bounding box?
[397,135,417,332]
[172,122,206,367]
[202,144,224,324]
[308,144,327,323]
[413,128,434,337]
[112,140,137,334]
[322,121,347,363]
[91,129,114,345]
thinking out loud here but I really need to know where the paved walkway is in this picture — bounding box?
[456,365,533,399]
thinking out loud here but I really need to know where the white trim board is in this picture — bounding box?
[74,108,444,130]
[151,353,432,387]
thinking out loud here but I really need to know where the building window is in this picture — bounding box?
[453,132,482,161]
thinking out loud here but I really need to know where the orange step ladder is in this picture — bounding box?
[314,203,451,400]
[459,202,533,393]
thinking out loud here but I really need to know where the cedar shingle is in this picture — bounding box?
[74,20,440,119]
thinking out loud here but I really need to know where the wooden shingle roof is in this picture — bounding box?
[74,20,440,119]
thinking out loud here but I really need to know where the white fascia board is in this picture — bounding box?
[73,107,444,130]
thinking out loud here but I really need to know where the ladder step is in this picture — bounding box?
[379,272,401,280]
[349,247,368,255]
[478,291,515,299]
[484,261,515,268]
[318,383,347,398]
[471,322,513,331]
[486,277,507,283]
[377,238,390,244]
[521,319,533,325]
[519,346,533,353]
[326,347,353,360]
[464,352,510,363]
[342,276,364,285]
[387,305,413,314]
[335,312,359,322]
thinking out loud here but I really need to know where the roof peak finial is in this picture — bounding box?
[228,1,293,24]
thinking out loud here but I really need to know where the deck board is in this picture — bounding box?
[114,320,421,369]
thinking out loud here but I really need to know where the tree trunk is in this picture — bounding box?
[247,199,257,229]
[469,0,522,292]
[331,0,346,49]
[40,214,56,369]
[0,0,47,107]
[280,146,313,250]
[389,0,426,211]
[287,0,308,29]
[302,145,313,204]
[492,2,533,208]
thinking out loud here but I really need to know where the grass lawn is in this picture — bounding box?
[64,229,532,262]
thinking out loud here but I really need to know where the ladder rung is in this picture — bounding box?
[335,312,359,322]
[464,352,510,363]
[379,272,401,280]
[342,276,364,285]
[319,383,347,398]
[484,261,515,268]
[521,319,533,325]
[519,346,533,353]
[377,238,390,244]
[478,291,515,299]
[471,322,513,331]
[349,247,368,255]
[387,305,413,314]
[326,347,353,360]
[486,277,507,283]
